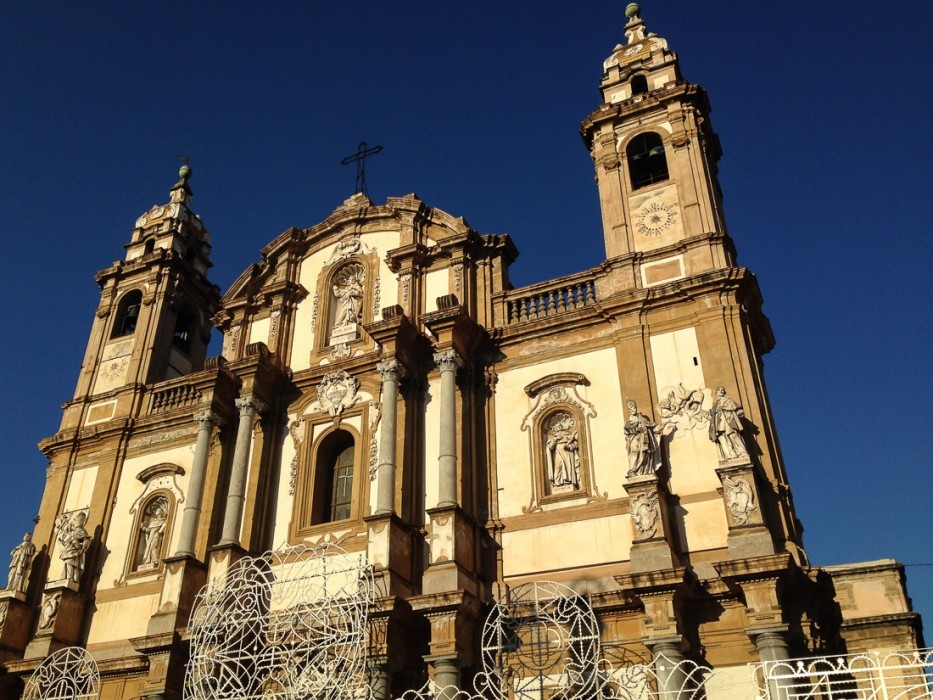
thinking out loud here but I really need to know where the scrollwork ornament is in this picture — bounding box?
[433,350,463,373]
[631,490,660,537]
[316,370,361,418]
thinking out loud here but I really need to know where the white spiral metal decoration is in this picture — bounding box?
[23,646,100,700]
[183,543,373,700]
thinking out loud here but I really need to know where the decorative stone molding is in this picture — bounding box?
[631,489,661,537]
[323,235,376,266]
[315,370,361,419]
[433,350,463,373]
[287,418,307,496]
[657,384,711,437]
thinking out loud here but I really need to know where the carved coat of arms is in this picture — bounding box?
[317,371,360,418]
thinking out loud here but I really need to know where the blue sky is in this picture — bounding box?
[1,2,931,637]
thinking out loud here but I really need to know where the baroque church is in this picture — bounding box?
[0,5,927,700]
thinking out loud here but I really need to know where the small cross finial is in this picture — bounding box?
[341,141,383,197]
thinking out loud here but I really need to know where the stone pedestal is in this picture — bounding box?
[146,554,207,637]
[0,591,34,660]
[423,505,478,596]
[623,473,680,573]
[365,513,416,597]
[206,543,249,590]
[410,590,481,696]
[715,459,775,559]
[24,582,84,658]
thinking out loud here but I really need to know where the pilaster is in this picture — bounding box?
[715,459,775,559]
[23,582,84,658]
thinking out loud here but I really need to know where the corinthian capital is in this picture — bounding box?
[234,395,266,416]
[377,359,404,383]
[193,410,219,430]
[433,350,463,373]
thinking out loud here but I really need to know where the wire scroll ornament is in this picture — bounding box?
[23,646,100,700]
[183,543,374,700]
[478,581,601,700]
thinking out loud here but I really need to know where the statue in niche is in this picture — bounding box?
[6,533,35,594]
[332,263,365,329]
[723,474,758,526]
[544,412,580,490]
[55,511,91,585]
[708,386,749,461]
[138,497,168,569]
[624,399,660,478]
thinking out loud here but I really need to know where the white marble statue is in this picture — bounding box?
[708,386,748,460]
[56,511,91,585]
[624,399,659,478]
[6,533,35,593]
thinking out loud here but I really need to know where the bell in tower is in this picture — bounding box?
[582,3,731,277]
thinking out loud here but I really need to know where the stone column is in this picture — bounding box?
[220,396,265,546]
[368,661,390,700]
[433,656,461,699]
[434,351,463,508]
[649,636,688,698]
[752,625,791,700]
[375,359,402,516]
[175,410,219,557]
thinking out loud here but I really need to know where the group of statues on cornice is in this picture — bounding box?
[624,385,749,479]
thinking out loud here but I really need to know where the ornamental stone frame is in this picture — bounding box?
[520,373,605,513]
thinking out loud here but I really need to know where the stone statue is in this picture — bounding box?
[624,399,659,478]
[56,511,91,585]
[332,264,364,328]
[140,498,168,567]
[544,412,580,489]
[6,533,35,594]
[708,386,748,461]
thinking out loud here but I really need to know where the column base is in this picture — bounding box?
[423,506,480,596]
[146,554,207,637]
[364,512,417,597]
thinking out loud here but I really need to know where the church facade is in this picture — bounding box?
[0,6,925,700]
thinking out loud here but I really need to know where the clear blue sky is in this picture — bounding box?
[1,2,931,637]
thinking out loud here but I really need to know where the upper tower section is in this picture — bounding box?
[69,166,221,418]
[581,4,732,278]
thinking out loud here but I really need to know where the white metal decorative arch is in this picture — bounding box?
[183,543,373,700]
[23,646,100,700]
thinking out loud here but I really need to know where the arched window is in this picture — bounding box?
[112,290,142,338]
[630,74,649,95]
[311,431,356,524]
[626,132,669,190]
[144,238,155,255]
[173,305,197,353]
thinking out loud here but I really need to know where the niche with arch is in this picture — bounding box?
[626,131,669,190]
[111,290,142,338]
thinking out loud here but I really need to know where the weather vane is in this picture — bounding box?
[341,141,383,197]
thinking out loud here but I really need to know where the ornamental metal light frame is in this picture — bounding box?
[183,542,374,700]
[23,646,100,700]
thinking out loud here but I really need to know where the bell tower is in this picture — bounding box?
[582,3,732,270]
[64,165,220,428]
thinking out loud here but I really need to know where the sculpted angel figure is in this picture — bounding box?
[332,264,365,328]
[544,412,580,489]
[624,399,660,478]
[56,511,91,585]
[708,386,748,460]
[6,533,35,593]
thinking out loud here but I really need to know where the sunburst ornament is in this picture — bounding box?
[635,200,677,237]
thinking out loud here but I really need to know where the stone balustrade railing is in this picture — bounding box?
[498,275,598,326]
[149,383,202,413]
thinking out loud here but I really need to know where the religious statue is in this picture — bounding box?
[624,399,659,478]
[56,511,91,585]
[332,264,364,328]
[6,532,35,594]
[139,498,168,568]
[544,412,580,490]
[708,386,748,461]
